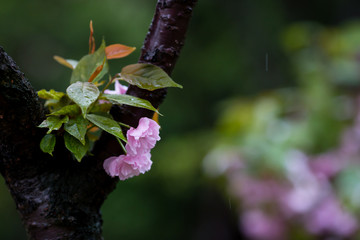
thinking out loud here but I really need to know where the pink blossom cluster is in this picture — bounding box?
[104,117,160,180]
[102,80,160,180]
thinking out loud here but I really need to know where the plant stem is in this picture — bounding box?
[118,121,131,129]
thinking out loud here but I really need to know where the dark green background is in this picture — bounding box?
[1,0,360,239]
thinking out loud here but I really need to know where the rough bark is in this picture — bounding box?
[111,0,197,126]
[0,0,197,239]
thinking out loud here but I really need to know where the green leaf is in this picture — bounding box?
[64,133,89,162]
[45,95,72,114]
[50,104,80,116]
[40,134,56,156]
[90,102,112,113]
[66,82,100,117]
[86,114,126,141]
[44,95,71,109]
[70,40,109,83]
[120,63,182,90]
[44,99,60,108]
[103,93,160,114]
[38,89,65,100]
[64,116,89,145]
[38,116,69,134]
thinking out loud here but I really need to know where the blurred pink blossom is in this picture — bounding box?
[241,210,285,240]
[305,197,358,236]
[202,148,244,177]
[284,150,328,214]
[229,174,288,207]
[309,152,343,179]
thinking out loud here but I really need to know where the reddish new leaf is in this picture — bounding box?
[89,20,95,54]
[105,44,136,59]
[53,55,78,69]
[88,58,105,82]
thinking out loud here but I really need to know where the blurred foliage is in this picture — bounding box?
[2,0,360,239]
[204,21,360,239]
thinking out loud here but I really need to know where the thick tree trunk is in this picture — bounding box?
[0,0,197,239]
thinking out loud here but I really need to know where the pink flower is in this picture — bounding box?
[126,117,161,155]
[103,156,119,177]
[103,117,160,180]
[103,153,153,180]
[104,80,128,95]
[100,80,128,104]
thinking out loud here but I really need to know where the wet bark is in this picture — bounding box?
[0,0,197,239]
[112,0,197,126]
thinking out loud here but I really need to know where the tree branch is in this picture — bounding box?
[0,46,113,239]
[112,0,197,127]
[0,46,45,163]
[0,0,197,239]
